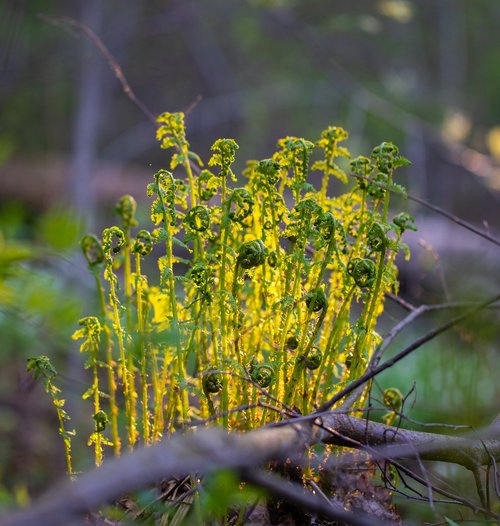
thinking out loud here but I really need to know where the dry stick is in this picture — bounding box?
[391,461,489,515]
[315,291,500,415]
[38,14,158,126]
[350,172,500,249]
[317,413,500,472]
[310,417,496,517]
[407,188,500,248]
[2,413,500,526]
[241,468,395,526]
[385,409,471,431]
[38,14,202,157]
[385,291,416,311]
[315,416,499,518]
[337,404,471,431]
[0,425,309,526]
[340,298,500,411]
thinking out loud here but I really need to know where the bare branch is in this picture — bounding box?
[316,291,500,414]
[242,468,396,526]
[2,410,499,526]
[0,424,309,526]
[38,14,158,126]
[316,413,500,471]
[391,461,491,515]
[350,171,500,248]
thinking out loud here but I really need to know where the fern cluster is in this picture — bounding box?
[30,113,415,471]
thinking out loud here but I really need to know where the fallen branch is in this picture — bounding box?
[317,413,500,471]
[317,291,500,414]
[2,412,499,526]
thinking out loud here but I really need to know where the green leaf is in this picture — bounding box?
[172,236,191,252]
[188,150,203,166]
[82,387,95,400]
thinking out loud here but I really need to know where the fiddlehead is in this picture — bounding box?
[132,230,153,257]
[304,287,327,312]
[237,239,266,270]
[184,205,211,233]
[367,222,390,252]
[347,258,377,288]
[115,195,138,231]
[81,234,105,268]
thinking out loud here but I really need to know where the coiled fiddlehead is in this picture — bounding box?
[184,205,211,232]
[189,262,215,302]
[81,234,105,268]
[190,262,214,288]
[371,142,400,173]
[392,212,417,234]
[256,158,281,186]
[267,250,278,268]
[132,230,153,256]
[102,226,126,254]
[347,258,376,288]
[202,368,223,394]
[228,188,254,223]
[156,112,187,151]
[249,360,274,388]
[350,155,374,190]
[198,169,220,202]
[304,288,327,312]
[115,195,138,230]
[237,239,266,270]
[148,169,177,226]
[286,333,299,350]
[298,346,323,370]
[383,387,403,412]
[202,367,223,417]
[367,222,389,252]
[315,211,337,240]
[93,410,109,433]
[76,315,102,337]
[209,138,239,182]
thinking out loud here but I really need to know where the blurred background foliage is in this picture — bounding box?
[0,0,499,522]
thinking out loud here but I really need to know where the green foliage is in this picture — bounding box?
[32,113,414,486]
[0,214,81,350]
[26,356,75,476]
[37,208,85,252]
[195,470,263,523]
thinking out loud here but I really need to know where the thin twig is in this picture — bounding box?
[316,291,500,414]
[384,291,416,311]
[241,468,394,526]
[350,172,500,248]
[407,191,500,248]
[38,14,158,125]
[391,461,491,516]
[188,401,291,427]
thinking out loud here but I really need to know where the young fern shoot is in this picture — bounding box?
[31,113,414,467]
